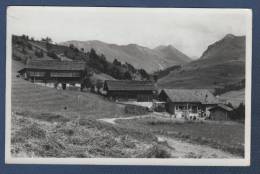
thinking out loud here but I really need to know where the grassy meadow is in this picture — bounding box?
[116,117,245,156]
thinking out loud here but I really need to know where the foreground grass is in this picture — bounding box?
[11,111,163,158]
[116,117,245,156]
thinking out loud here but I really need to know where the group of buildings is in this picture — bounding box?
[18,60,233,121]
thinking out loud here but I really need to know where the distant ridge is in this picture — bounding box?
[61,40,191,73]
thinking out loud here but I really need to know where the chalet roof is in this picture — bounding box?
[18,60,85,72]
[161,89,219,104]
[104,80,156,91]
[210,103,233,112]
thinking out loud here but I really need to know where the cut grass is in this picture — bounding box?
[11,113,156,158]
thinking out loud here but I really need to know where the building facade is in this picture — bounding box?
[103,80,157,102]
[209,104,233,120]
[18,60,85,89]
[159,89,219,119]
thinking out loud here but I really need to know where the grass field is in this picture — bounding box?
[116,117,245,156]
[11,61,126,119]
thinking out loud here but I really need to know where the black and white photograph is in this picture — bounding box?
[5,7,252,165]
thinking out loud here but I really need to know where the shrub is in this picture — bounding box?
[230,103,245,121]
[47,51,59,59]
[124,104,149,115]
[139,144,171,158]
[154,105,166,112]
[34,50,44,58]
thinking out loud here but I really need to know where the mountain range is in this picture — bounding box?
[158,34,246,91]
[61,40,191,73]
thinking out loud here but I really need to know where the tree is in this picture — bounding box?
[153,74,158,82]
[230,103,245,120]
[47,51,58,59]
[96,79,103,94]
[113,59,121,66]
[89,48,98,59]
[111,66,120,79]
[124,71,132,80]
[69,44,75,49]
[35,50,44,58]
[226,102,233,109]
[139,69,150,80]
[46,37,52,44]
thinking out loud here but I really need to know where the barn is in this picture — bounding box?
[103,80,157,101]
[158,89,219,119]
[18,59,85,89]
[209,104,233,121]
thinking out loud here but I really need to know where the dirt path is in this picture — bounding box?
[98,114,153,124]
[157,136,239,158]
[98,115,241,158]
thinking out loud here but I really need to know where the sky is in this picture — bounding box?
[7,7,250,58]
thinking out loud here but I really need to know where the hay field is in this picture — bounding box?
[11,111,157,158]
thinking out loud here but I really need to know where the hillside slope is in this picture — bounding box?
[158,34,246,91]
[154,45,191,64]
[11,60,125,119]
[61,40,191,73]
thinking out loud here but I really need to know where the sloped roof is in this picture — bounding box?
[210,103,233,112]
[161,89,219,104]
[104,80,156,91]
[19,59,85,72]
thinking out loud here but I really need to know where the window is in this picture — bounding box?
[177,105,187,110]
[50,72,80,77]
[192,106,198,113]
[29,71,45,77]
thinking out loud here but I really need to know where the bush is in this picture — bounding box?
[154,145,171,158]
[154,105,166,112]
[34,50,44,58]
[230,103,245,121]
[138,144,171,158]
[47,51,59,59]
[124,104,149,115]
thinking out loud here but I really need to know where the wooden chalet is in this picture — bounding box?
[209,103,233,121]
[103,80,157,101]
[18,60,85,89]
[159,89,219,118]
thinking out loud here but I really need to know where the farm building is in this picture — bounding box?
[103,80,157,101]
[209,104,233,121]
[18,59,85,89]
[158,89,219,119]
